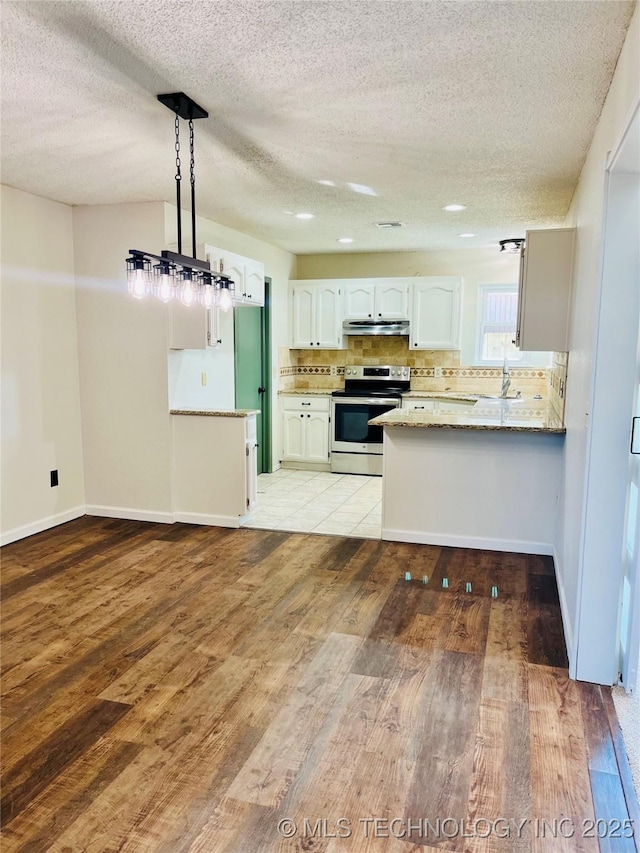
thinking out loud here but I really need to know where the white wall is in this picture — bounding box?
[73,202,174,519]
[296,248,550,366]
[557,4,640,679]
[164,205,297,469]
[0,186,85,544]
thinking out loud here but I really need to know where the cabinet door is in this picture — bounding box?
[291,284,316,348]
[410,277,461,350]
[207,307,222,348]
[517,228,575,351]
[222,252,245,297]
[375,282,409,319]
[344,282,375,319]
[282,411,306,461]
[169,301,208,349]
[316,284,343,348]
[244,259,265,306]
[305,412,329,462]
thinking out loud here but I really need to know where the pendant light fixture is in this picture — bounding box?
[126,92,236,310]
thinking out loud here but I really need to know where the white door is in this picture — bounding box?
[375,282,409,319]
[291,284,315,348]
[305,412,329,462]
[316,284,342,348]
[282,411,305,461]
[410,277,461,349]
[344,283,375,319]
[621,315,640,692]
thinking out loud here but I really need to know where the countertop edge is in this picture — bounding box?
[369,416,565,434]
[170,409,259,418]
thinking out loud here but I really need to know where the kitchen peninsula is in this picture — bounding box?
[370,401,565,555]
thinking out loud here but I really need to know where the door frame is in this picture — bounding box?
[261,277,272,473]
[574,97,640,685]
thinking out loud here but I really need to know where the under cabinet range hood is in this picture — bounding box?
[342,319,410,336]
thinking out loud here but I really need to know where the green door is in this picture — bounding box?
[234,305,266,472]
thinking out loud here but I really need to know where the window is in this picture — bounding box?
[476,284,526,364]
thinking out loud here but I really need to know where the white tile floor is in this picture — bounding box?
[243,469,382,538]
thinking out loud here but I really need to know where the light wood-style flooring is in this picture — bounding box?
[1,517,638,852]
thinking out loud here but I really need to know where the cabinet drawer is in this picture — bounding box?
[282,396,330,412]
[402,398,437,412]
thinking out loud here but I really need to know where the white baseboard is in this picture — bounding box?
[1,506,86,547]
[553,545,576,678]
[382,527,553,556]
[173,511,241,528]
[85,505,174,524]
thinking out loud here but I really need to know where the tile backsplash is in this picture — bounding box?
[279,339,556,401]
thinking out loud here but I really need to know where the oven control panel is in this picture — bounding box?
[344,365,411,379]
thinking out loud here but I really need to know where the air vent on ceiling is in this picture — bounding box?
[375,221,404,229]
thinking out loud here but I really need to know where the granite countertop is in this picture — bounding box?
[278,389,334,396]
[401,391,481,402]
[170,409,259,418]
[369,404,565,434]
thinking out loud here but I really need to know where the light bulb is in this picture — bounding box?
[180,277,195,306]
[128,268,148,299]
[219,287,232,312]
[200,285,214,308]
[155,274,174,303]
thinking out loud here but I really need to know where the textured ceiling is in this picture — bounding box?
[0,0,635,254]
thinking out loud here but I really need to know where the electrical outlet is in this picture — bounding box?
[50,470,59,487]
[330,365,337,376]
[201,372,207,386]
[433,366,443,378]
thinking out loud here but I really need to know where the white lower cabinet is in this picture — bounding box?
[402,396,476,414]
[281,396,330,463]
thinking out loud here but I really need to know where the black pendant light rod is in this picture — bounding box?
[157,92,209,259]
[189,118,197,259]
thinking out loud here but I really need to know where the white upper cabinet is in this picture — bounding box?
[516,228,575,352]
[343,280,409,320]
[290,280,344,349]
[374,281,409,319]
[410,277,462,350]
[344,282,375,319]
[169,300,209,349]
[206,245,265,306]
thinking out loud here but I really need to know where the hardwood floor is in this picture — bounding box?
[1,517,637,852]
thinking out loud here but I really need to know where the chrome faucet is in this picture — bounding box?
[500,359,511,398]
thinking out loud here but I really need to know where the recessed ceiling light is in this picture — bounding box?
[459,233,475,238]
[295,212,315,219]
[442,204,467,212]
[317,180,336,187]
[347,182,378,196]
[337,237,354,244]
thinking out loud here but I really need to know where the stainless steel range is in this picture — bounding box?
[330,365,410,475]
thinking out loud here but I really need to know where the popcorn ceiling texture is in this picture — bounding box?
[1,1,635,254]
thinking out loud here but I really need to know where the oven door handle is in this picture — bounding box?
[333,397,400,406]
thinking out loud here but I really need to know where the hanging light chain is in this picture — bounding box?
[175,113,182,183]
[189,118,195,189]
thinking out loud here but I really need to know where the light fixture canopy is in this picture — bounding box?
[499,238,525,253]
[125,92,240,307]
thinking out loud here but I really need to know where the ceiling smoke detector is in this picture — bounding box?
[375,221,405,229]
